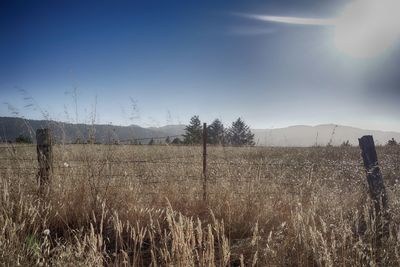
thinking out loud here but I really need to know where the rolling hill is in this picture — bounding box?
[0,117,185,144]
[253,124,400,146]
[1,117,399,146]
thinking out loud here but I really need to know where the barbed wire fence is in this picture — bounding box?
[0,127,397,202]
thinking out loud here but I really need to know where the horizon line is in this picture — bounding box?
[1,115,400,133]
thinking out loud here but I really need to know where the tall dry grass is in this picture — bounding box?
[1,144,400,266]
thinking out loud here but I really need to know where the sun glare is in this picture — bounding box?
[334,0,400,58]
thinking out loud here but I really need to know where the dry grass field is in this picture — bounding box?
[1,144,400,266]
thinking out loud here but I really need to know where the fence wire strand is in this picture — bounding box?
[1,143,396,198]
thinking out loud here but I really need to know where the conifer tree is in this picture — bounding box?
[387,138,398,146]
[208,119,225,145]
[226,118,255,146]
[183,115,202,144]
[15,134,32,144]
[165,136,171,144]
[171,137,182,145]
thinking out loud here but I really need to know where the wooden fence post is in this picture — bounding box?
[358,135,390,245]
[36,128,53,190]
[203,123,208,202]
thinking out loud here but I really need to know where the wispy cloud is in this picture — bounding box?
[228,26,276,36]
[234,13,335,26]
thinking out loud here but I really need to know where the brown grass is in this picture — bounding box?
[1,144,400,266]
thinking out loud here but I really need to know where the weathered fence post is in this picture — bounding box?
[203,123,208,202]
[36,129,53,191]
[358,135,390,246]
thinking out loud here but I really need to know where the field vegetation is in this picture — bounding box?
[1,144,400,266]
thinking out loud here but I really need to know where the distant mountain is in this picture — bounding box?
[0,117,185,144]
[253,124,400,146]
[1,117,399,146]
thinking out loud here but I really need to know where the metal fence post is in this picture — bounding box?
[203,123,208,202]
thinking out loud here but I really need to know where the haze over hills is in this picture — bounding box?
[0,117,186,144]
[252,124,400,146]
[1,117,399,146]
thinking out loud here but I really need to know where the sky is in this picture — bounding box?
[1,0,400,131]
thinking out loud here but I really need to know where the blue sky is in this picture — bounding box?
[1,0,399,131]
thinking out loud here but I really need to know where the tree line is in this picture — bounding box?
[8,123,400,147]
[179,115,255,146]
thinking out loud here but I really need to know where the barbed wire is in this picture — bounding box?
[0,154,199,162]
[119,134,183,142]
[0,144,36,149]
[0,134,182,147]
[0,160,366,169]
[0,171,365,186]
[0,144,396,193]
[0,157,373,168]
